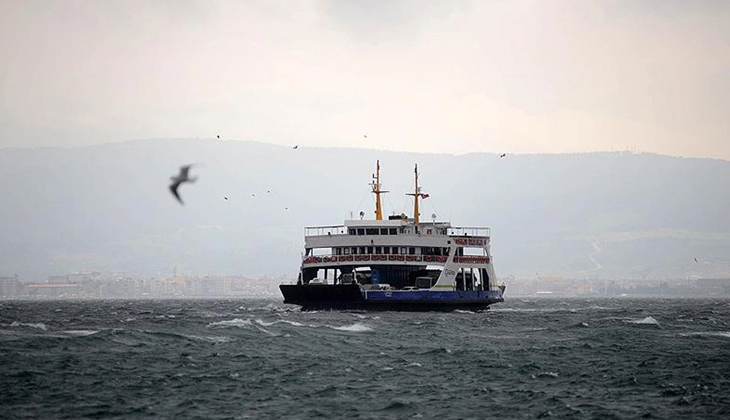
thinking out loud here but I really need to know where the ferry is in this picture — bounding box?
[279,161,505,311]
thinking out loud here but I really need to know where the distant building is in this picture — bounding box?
[695,278,730,295]
[0,275,22,297]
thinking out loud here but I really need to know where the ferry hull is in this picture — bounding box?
[280,284,504,311]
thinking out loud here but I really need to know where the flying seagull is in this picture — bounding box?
[292,145,298,149]
[217,135,221,140]
[694,257,698,263]
[500,153,506,158]
[169,165,197,205]
[224,196,228,201]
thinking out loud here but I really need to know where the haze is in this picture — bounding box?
[2,0,729,159]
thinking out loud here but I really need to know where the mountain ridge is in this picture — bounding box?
[1,139,728,281]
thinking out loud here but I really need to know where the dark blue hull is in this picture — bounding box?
[280,284,504,311]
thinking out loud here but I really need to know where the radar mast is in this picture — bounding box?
[370,160,389,220]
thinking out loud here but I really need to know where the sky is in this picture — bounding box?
[1,0,729,159]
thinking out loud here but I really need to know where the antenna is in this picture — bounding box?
[405,164,428,225]
[370,160,389,220]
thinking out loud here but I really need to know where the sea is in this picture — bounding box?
[1,297,729,419]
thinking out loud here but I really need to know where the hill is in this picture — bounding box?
[1,139,728,281]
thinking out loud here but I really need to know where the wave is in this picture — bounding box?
[680,331,730,339]
[183,334,232,344]
[626,316,660,325]
[454,309,478,314]
[254,319,305,327]
[532,371,559,378]
[207,318,253,328]
[208,318,373,333]
[61,330,100,337]
[10,321,48,331]
[330,322,373,332]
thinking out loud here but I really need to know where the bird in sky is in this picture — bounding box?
[224,196,228,201]
[169,165,197,205]
[217,135,221,140]
[292,145,298,149]
[364,134,368,139]
[500,153,506,158]
[694,257,698,263]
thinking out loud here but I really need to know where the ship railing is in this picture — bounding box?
[448,226,490,237]
[304,225,347,237]
[301,254,490,265]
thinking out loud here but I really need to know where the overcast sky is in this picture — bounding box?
[1,0,728,159]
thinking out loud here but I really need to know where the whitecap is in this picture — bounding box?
[207,318,253,328]
[255,319,305,327]
[627,316,660,325]
[256,326,278,336]
[10,321,48,331]
[62,330,99,337]
[538,371,559,378]
[407,362,422,367]
[330,322,373,332]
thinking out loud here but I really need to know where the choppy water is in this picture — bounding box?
[1,298,729,419]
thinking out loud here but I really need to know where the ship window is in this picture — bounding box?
[389,228,397,235]
[349,229,356,235]
[367,246,373,254]
[366,228,378,235]
[359,247,366,254]
[344,248,351,255]
[392,247,399,254]
[400,247,408,254]
[335,248,341,255]
[375,246,382,254]
[383,247,390,254]
[409,247,416,255]
[426,229,432,235]
[351,247,357,254]
[380,228,388,235]
[357,229,365,235]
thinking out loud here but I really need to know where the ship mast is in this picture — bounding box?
[370,160,388,220]
[406,164,428,225]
